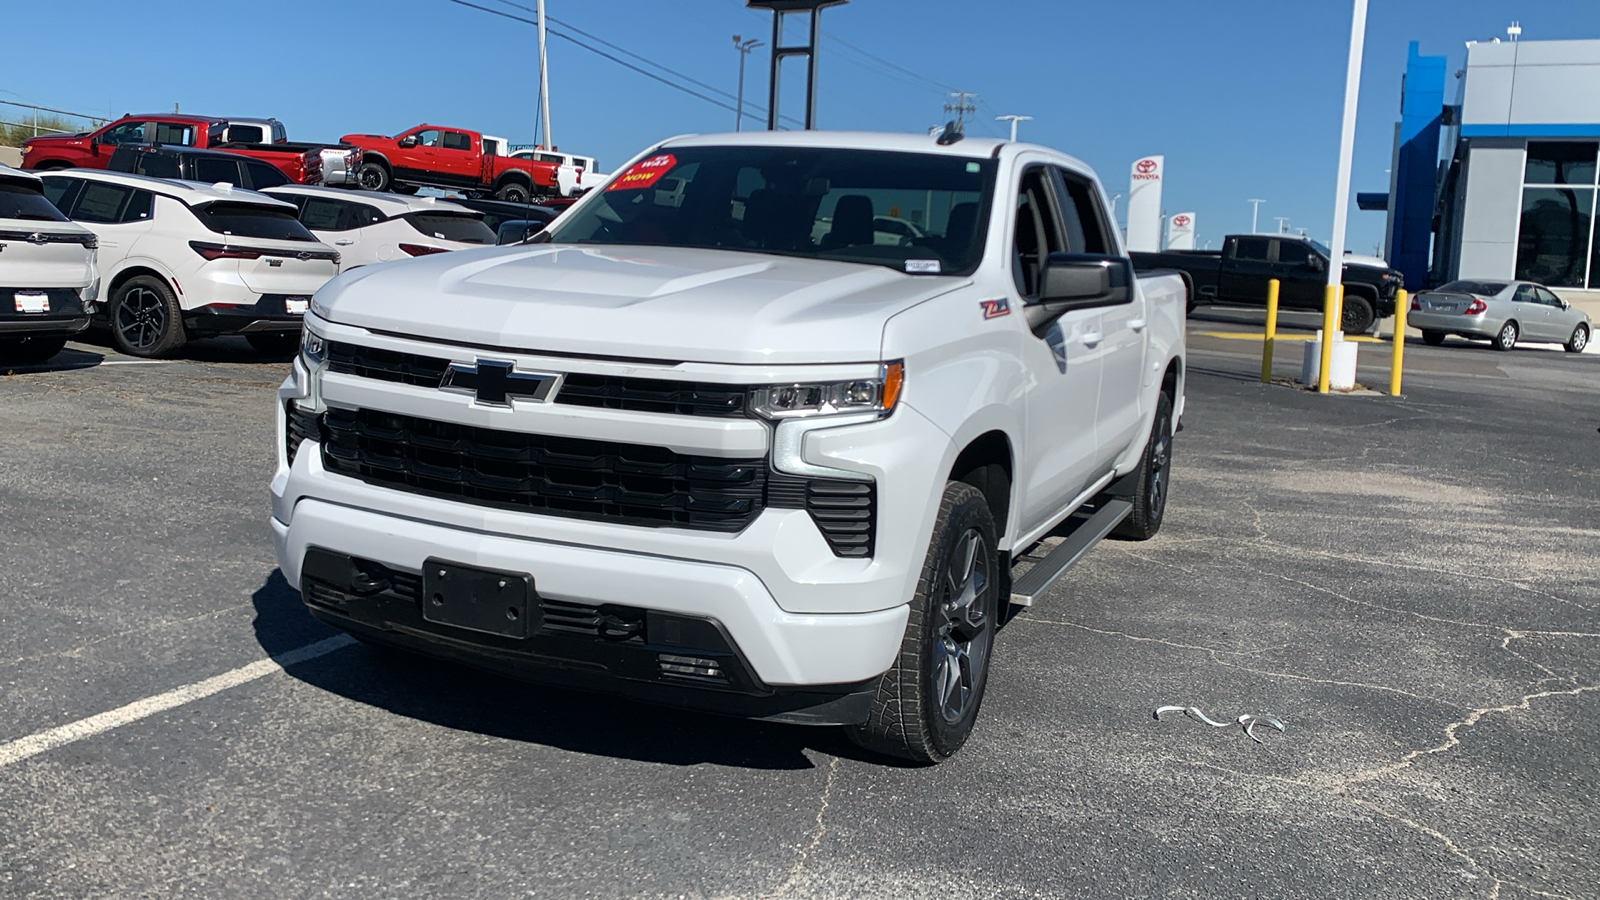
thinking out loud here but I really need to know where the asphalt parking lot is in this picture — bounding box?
[2,321,1597,899]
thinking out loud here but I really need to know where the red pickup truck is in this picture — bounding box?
[20,114,324,185]
[339,125,559,201]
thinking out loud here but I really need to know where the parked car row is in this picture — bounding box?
[18,113,601,201]
[0,156,558,364]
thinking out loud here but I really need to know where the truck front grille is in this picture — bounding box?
[325,341,749,418]
[318,407,766,532]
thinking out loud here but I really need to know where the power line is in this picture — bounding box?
[821,30,961,94]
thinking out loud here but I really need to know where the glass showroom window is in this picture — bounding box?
[1517,142,1599,288]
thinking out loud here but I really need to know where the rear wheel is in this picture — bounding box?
[495,181,530,203]
[1492,319,1518,351]
[391,184,418,195]
[1341,294,1375,335]
[110,276,185,358]
[1114,391,1174,541]
[1421,329,1447,346]
[246,332,301,359]
[0,335,68,366]
[355,162,390,192]
[1565,324,1589,353]
[847,482,998,764]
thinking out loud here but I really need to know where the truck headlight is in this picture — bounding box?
[750,362,903,420]
[294,323,329,412]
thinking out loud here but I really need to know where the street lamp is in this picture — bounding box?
[995,114,1032,141]
[732,35,763,132]
[1248,198,1265,234]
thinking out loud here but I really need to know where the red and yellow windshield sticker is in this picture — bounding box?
[607,154,676,192]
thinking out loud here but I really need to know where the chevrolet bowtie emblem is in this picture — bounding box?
[440,359,557,407]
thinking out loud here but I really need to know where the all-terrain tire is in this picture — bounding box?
[495,181,531,203]
[1421,329,1447,346]
[1341,294,1375,336]
[355,161,390,192]
[846,482,999,764]
[110,276,186,358]
[1113,391,1174,541]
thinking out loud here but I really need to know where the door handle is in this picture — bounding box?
[1080,331,1103,346]
[1128,319,1146,331]
[334,239,354,246]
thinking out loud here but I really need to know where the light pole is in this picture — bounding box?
[1318,0,1369,393]
[1248,198,1265,234]
[732,35,762,132]
[537,0,552,149]
[996,114,1032,141]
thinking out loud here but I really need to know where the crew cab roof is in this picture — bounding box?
[37,168,298,210]
[659,130,1012,159]
[262,184,477,217]
[118,113,225,125]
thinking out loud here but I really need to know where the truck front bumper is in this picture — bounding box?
[271,499,906,723]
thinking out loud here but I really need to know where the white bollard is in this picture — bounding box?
[1302,331,1360,390]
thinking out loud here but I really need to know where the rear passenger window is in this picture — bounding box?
[121,190,154,223]
[194,157,241,185]
[244,162,290,190]
[347,203,384,227]
[40,177,82,213]
[73,183,133,223]
[299,198,347,230]
[1234,237,1270,261]
[136,153,181,179]
[442,132,472,151]
[152,122,196,145]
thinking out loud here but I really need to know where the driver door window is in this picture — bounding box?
[1012,169,1063,298]
[99,121,149,146]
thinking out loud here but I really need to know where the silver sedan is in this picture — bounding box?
[1409,280,1591,352]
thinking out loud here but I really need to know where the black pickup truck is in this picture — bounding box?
[1131,234,1404,334]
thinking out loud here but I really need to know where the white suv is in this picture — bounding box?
[40,170,340,358]
[0,165,98,365]
[264,185,495,272]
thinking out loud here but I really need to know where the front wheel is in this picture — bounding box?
[847,481,998,764]
[1492,320,1518,351]
[0,335,68,366]
[1565,324,1589,353]
[1341,294,1375,335]
[1114,391,1174,541]
[110,276,186,358]
[355,162,390,192]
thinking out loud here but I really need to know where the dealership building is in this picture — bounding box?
[1378,36,1600,306]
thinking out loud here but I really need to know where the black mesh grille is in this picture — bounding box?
[323,341,749,418]
[555,373,746,417]
[319,407,766,532]
[327,342,451,387]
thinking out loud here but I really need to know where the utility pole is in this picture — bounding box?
[995,114,1032,141]
[1248,198,1265,234]
[733,35,763,131]
[537,0,553,149]
[943,92,977,131]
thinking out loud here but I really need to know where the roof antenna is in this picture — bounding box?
[935,120,964,146]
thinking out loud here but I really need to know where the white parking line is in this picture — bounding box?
[0,634,355,769]
[98,359,177,366]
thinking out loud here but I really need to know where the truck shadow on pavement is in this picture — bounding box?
[251,570,857,770]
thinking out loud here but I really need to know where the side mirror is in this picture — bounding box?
[1028,253,1132,336]
[398,136,418,149]
[497,220,546,245]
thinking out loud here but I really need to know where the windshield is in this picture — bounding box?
[195,202,316,241]
[0,181,70,222]
[1439,280,1508,296]
[1306,239,1332,257]
[403,213,495,244]
[546,146,996,275]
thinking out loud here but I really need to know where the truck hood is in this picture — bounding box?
[1342,253,1392,270]
[315,244,960,364]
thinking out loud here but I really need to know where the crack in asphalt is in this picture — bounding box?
[764,755,839,899]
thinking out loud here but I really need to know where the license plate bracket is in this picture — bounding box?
[14,292,48,314]
[421,559,534,638]
[284,296,310,315]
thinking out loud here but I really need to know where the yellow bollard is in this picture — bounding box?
[1260,278,1280,384]
[1389,289,1408,396]
[1317,284,1341,393]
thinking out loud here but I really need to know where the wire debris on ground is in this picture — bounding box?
[1155,705,1285,743]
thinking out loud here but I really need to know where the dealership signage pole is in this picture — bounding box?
[748,0,848,130]
[537,0,553,149]
[1318,0,1368,393]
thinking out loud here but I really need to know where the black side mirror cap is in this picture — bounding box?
[1027,253,1133,336]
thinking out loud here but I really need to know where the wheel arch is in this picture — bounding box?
[947,430,1013,549]
[108,264,177,299]
[492,171,533,192]
[360,152,390,170]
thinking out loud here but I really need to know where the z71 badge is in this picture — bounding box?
[979,298,1010,319]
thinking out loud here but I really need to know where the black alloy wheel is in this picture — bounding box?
[356,162,390,192]
[1341,294,1375,335]
[110,277,185,358]
[1114,390,1173,540]
[496,182,531,203]
[931,527,994,726]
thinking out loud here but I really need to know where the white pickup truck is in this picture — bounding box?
[273,131,1187,763]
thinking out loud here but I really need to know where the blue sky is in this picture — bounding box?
[3,1,1597,253]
